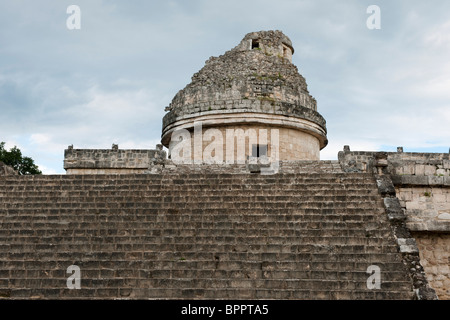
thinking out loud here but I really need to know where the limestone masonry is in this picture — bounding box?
[339,148,450,299]
[0,162,17,176]
[64,144,166,174]
[0,30,448,300]
[161,30,327,162]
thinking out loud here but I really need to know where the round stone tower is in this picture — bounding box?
[161,30,327,163]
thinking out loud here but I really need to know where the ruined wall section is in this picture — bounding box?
[412,232,450,300]
[0,162,18,176]
[64,145,166,174]
[338,147,450,232]
[338,147,449,299]
[395,186,450,232]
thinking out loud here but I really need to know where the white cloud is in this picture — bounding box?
[30,133,66,154]
[411,72,450,100]
[423,21,450,48]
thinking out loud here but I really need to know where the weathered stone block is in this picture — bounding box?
[433,194,447,203]
[402,175,428,186]
[406,221,426,231]
[376,175,396,196]
[390,175,402,185]
[428,176,444,185]
[443,160,450,169]
[402,164,415,175]
[415,165,426,176]
[397,238,419,253]
[384,197,406,221]
[424,165,437,175]
[444,176,450,186]
[398,190,413,201]
[406,201,426,211]
[427,221,450,232]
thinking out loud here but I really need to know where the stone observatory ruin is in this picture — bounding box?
[0,30,448,301]
[162,30,328,163]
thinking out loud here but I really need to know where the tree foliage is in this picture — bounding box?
[0,142,42,175]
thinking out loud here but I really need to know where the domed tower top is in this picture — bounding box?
[236,30,295,62]
[162,30,328,161]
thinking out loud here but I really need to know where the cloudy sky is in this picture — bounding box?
[1,0,449,174]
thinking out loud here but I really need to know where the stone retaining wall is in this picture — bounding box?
[412,232,450,300]
[395,186,450,232]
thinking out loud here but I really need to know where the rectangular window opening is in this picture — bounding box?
[251,39,260,49]
[252,144,267,158]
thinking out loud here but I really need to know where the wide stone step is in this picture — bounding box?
[0,226,392,236]
[0,201,385,209]
[1,243,400,258]
[2,287,414,300]
[1,182,375,188]
[0,218,391,227]
[0,259,408,271]
[0,215,390,226]
[0,219,390,228]
[1,189,379,195]
[2,233,396,244]
[1,201,385,209]
[3,224,385,234]
[0,185,379,193]
[1,204,383,211]
[1,268,410,281]
[0,171,371,178]
[1,252,405,264]
[0,190,382,198]
[0,183,378,191]
[0,218,391,225]
[0,174,374,180]
[1,243,399,255]
[0,223,394,232]
[2,277,413,292]
[6,189,378,195]
[0,182,377,189]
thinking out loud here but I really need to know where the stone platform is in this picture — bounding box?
[0,162,422,299]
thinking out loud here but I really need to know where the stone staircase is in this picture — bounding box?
[0,162,415,299]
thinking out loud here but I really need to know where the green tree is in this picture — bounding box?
[0,142,42,175]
